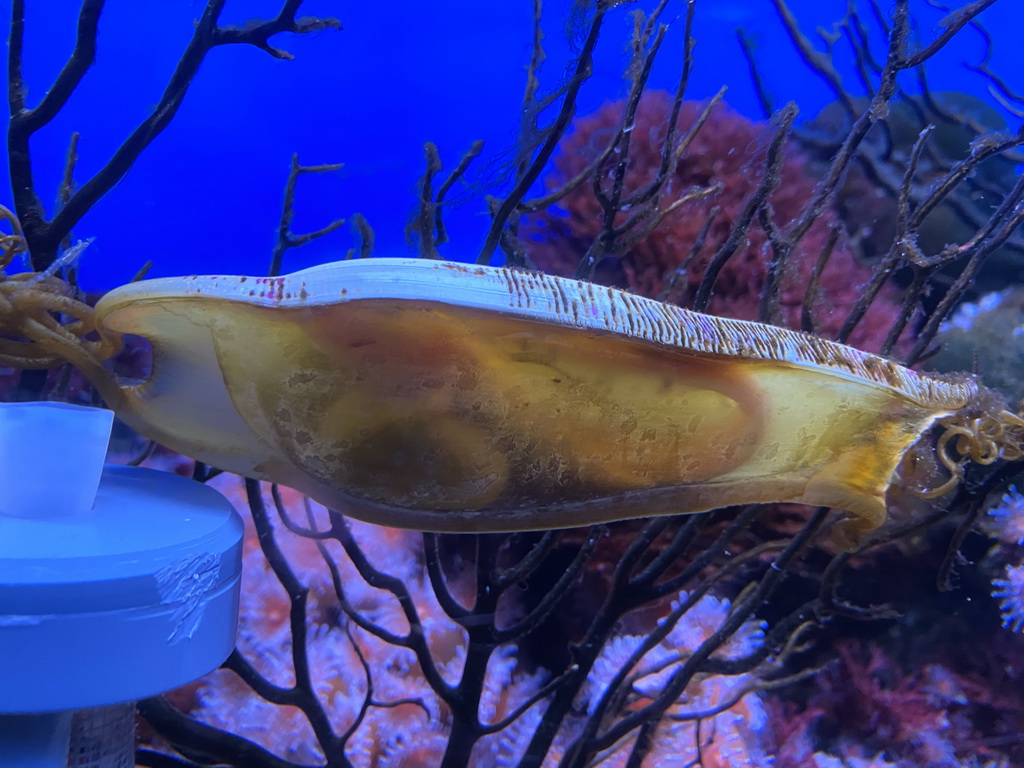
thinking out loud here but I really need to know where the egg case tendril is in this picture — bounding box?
[0,205,121,401]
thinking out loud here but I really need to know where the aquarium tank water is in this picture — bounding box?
[1,1,1023,766]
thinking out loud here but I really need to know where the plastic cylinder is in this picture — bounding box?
[0,402,244,766]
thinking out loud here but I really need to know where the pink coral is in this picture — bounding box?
[767,638,1024,768]
[170,475,777,766]
[557,592,773,768]
[524,92,903,352]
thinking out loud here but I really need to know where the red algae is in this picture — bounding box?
[524,93,904,352]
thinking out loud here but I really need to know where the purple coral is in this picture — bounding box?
[167,477,779,766]
[985,486,1024,547]
[982,488,1024,633]
[992,564,1024,633]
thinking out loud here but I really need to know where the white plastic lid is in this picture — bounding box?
[0,404,243,713]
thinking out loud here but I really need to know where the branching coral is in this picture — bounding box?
[149,477,783,767]
[523,94,904,353]
[797,93,1024,299]
[6,0,342,273]
[4,1,1024,767]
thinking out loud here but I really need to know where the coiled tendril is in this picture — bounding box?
[0,204,121,404]
[922,394,1024,499]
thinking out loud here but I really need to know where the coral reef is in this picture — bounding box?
[992,564,1024,633]
[799,93,1024,302]
[4,1,1024,766]
[767,638,1021,768]
[172,477,777,767]
[524,94,903,352]
[985,488,1024,636]
[928,288,1024,406]
[983,487,1024,548]
[145,465,1024,767]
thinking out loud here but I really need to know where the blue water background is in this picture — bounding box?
[0,0,1016,291]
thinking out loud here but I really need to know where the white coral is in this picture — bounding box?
[187,478,777,766]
